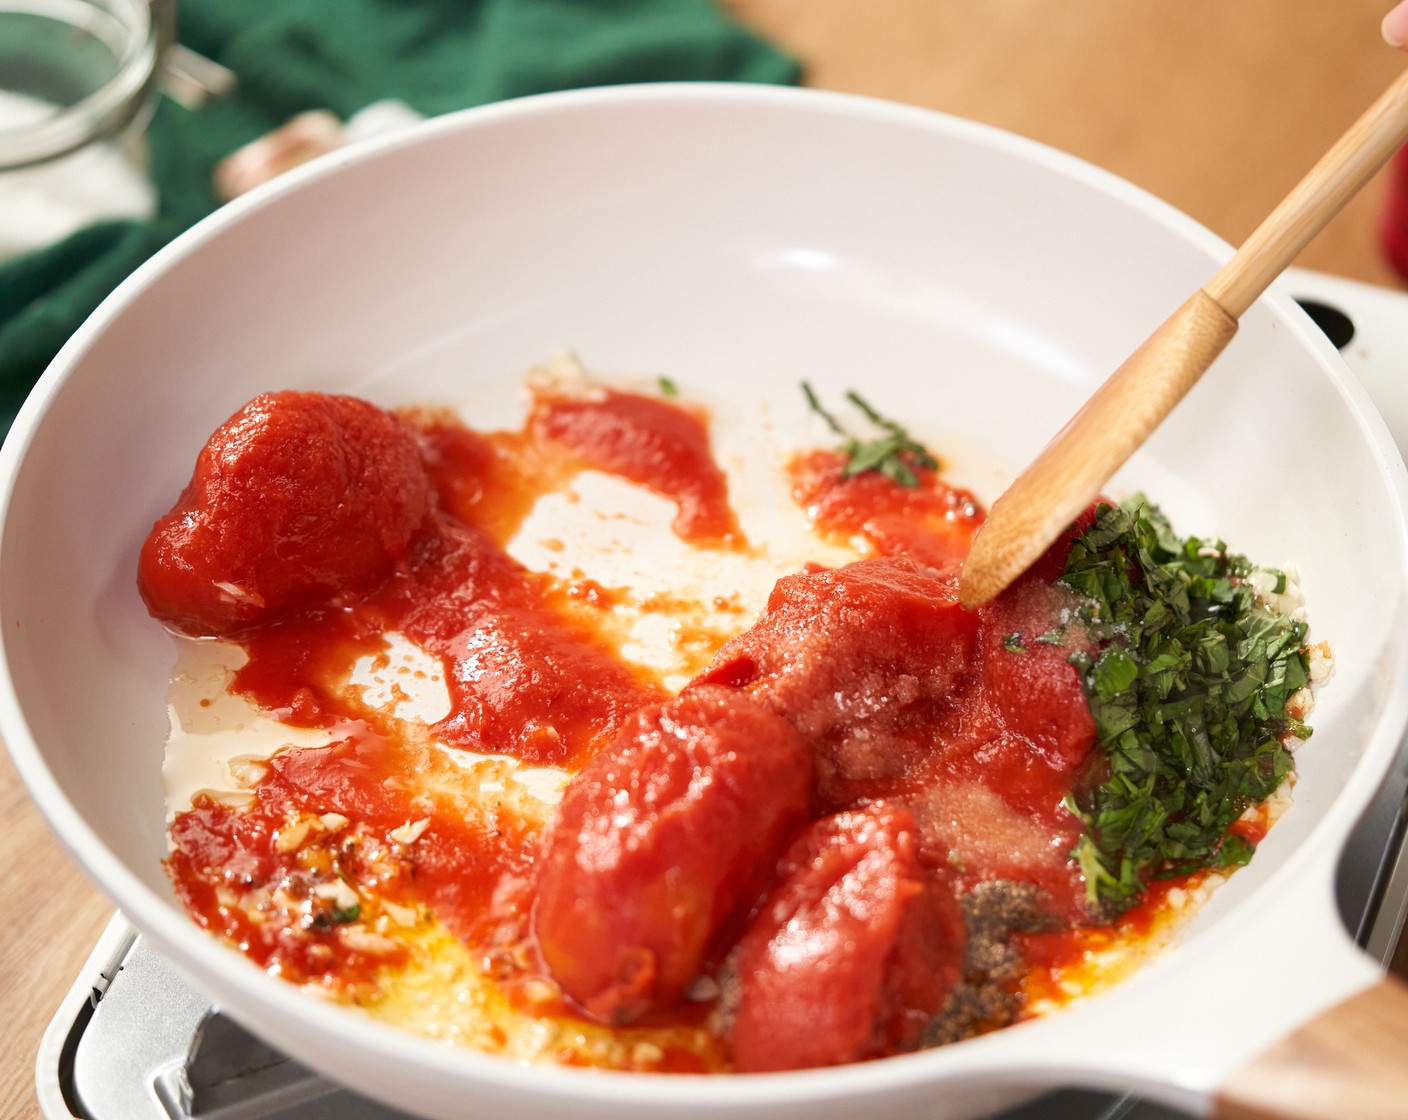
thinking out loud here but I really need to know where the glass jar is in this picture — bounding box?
[0,0,173,263]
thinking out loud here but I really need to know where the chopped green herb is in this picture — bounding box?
[331,904,361,924]
[802,382,939,488]
[1001,632,1028,654]
[1090,647,1138,699]
[1061,496,1310,915]
[658,376,679,397]
[1213,833,1256,871]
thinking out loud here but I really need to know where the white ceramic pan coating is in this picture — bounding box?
[4,84,1408,1120]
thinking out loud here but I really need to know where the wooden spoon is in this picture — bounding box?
[958,66,1408,608]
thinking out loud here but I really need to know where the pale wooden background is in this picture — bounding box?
[2,3,1405,1116]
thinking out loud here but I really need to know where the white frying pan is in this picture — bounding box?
[4,84,1408,1120]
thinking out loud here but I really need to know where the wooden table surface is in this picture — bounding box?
[2,3,1405,1117]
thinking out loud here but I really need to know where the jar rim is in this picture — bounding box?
[0,0,172,171]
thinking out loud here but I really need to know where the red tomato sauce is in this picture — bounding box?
[148,385,1235,1071]
[529,384,743,546]
[226,514,666,766]
[166,793,416,988]
[789,448,985,567]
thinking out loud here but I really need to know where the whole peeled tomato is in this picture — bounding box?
[138,391,432,636]
[725,801,965,1072]
[532,685,814,1024]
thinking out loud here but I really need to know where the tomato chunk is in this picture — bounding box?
[726,802,964,1071]
[138,391,431,635]
[978,575,1098,775]
[533,685,813,1023]
[695,557,980,797]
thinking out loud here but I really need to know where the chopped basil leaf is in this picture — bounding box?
[332,904,361,924]
[1214,833,1256,871]
[1090,647,1138,698]
[1061,496,1310,915]
[658,376,679,397]
[802,382,939,488]
[1002,632,1028,654]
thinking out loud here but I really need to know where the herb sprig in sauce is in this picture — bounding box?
[802,383,939,488]
[1059,497,1311,914]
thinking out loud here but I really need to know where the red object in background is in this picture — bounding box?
[1382,142,1408,283]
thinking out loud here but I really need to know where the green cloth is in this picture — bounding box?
[0,0,799,434]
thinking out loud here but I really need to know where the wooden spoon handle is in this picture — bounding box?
[958,290,1236,606]
[1213,973,1408,1120]
[1208,67,1408,319]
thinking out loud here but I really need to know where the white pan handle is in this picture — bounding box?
[1212,972,1408,1120]
[1008,833,1401,1119]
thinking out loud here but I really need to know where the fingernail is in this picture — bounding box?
[1384,3,1408,47]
